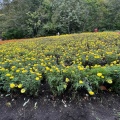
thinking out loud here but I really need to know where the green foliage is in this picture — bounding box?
[108,66,120,94]
[0,0,120,39]
[26,11,41,37]
[2,28,26,40]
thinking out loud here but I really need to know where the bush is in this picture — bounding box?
[2,28,26,40]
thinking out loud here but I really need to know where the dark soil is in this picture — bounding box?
[0,92,120,120]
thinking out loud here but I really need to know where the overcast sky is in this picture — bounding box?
[0,0,13,3]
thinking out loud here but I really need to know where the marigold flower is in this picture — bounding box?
[22,70,27,73]
[65,78,70,83]
[101,76,104,78]
[16,69,20,73]
[113,61,117,64]
[30,70,34,74]
[35,77,40,80]
[10,83,15,88]
[11,66,16,69]
[50,69,53,72]
[21,88,26,93]
[63,84,67,89]
[10,76,14,79]
[88,91,94,95]
[33,64,38,66]
[46,67,50,71]
[6,73,11,77]
[78,66,84,70]
[94,55,100,58]
[97,73,102,77]
[1,68,5,71]
[41,63,45,66]
[18,84,23,88]
[79,80,83,84]
[106,79,112,84]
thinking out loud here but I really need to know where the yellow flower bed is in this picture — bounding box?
[0,32,120,96]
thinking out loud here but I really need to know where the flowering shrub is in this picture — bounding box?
[0,32,120,96]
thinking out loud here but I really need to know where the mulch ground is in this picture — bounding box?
[0,92,120,120]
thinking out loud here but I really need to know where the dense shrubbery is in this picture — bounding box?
[0,32,120,96]
[0,0,120,39]
[2,28,26,40]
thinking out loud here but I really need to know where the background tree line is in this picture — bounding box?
[0,0,120,39]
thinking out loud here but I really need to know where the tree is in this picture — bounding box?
[0,0,120,39]
[26,11,41,37]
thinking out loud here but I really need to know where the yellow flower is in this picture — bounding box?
[101,76,104,78]
[106,79,112,84]
[65,78,70,83]
[113,61,117,64]
[88,91,94,95]
[94,55,100,58]
[30,70,34,74]
[0,68,5,71]
[22,70,27,73]
[6,73,11,77]
[46,67,50,71]
[50,69,53,72]
[10,83,15,88]
[79,80,83,84]
[36,73,42,76]
[110,63,113,66]
[16,69,20,73]
[39,75,42,78]
[11,66,16,69]
[34,64,38,66]
[97,73,102,77]
[18,84,23,88]
[63,84,67,89]
[21,88,26,93]
[41,63,45,66]
[35,77,40,80]
[10,76,14,79]
[78,66,84,70]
